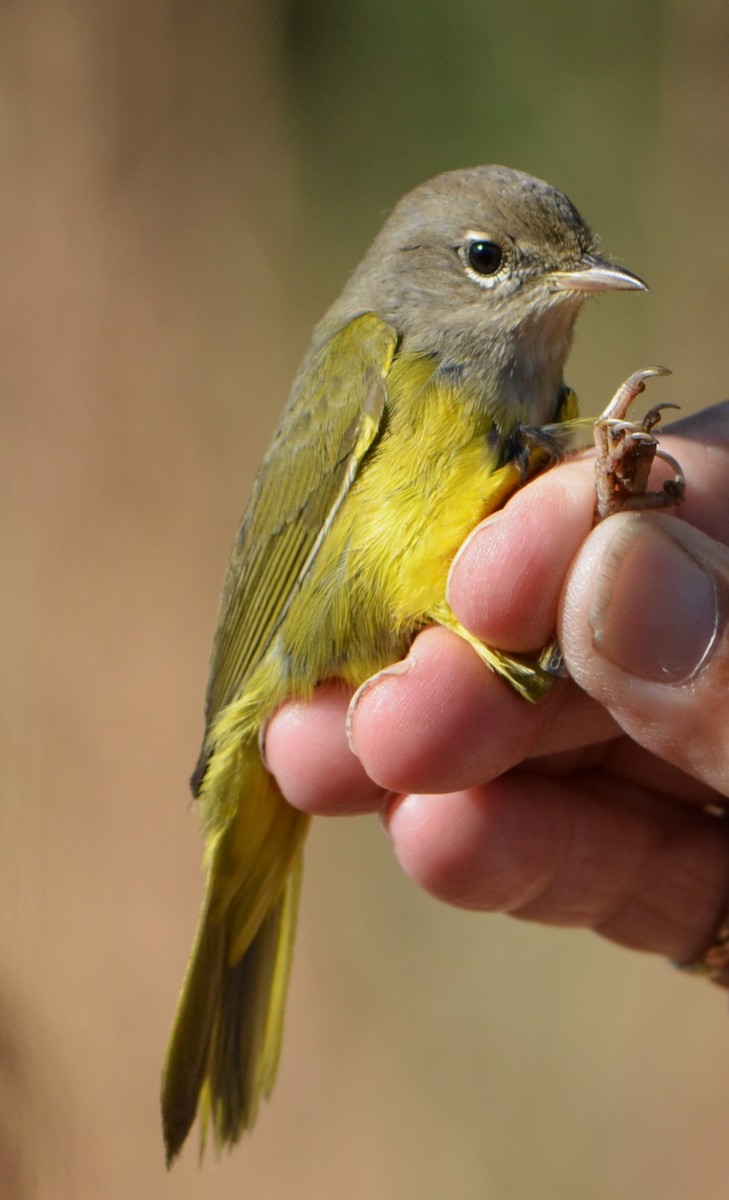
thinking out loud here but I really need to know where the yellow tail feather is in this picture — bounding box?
[161,746,309,1164]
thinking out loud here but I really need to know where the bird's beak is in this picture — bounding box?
[549,254,647,294]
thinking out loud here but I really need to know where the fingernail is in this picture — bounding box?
[589,517,720,683]
[446,512,504,599]
[346,658,412,753]
[258,719,270,771]
[377,792,399,838]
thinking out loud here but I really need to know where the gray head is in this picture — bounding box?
[320,166,643,411]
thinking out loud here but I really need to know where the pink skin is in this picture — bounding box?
[265,403,729,968]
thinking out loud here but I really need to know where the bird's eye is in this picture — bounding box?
[466,239,503,276]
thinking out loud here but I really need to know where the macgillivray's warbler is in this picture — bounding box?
[161,165,648,1163]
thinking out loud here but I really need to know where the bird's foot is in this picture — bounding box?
[593,366,685,519]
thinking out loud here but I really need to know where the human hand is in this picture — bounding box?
[265,402,729,973]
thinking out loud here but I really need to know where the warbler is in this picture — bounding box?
[161,165,645,1162]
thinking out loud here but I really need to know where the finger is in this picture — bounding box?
[664,399,729,545]
[529,737,721,811]
[447,459,595,651]
[265,681,388,815]
[348,625,616,795]
[447,404,729,656]
[385,772,729,963]
[559,511,729,797]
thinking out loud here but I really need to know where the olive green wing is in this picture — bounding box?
[201,311,398,733]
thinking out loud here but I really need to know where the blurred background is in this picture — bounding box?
[1,1,728,1196]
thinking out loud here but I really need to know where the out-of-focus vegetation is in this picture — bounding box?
[1,2,728,1197]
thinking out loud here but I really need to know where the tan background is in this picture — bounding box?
[1,2,728,1196]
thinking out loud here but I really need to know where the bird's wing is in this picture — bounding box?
[201,311,398,733]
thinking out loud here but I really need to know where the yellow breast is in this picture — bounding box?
[276,354,522,689]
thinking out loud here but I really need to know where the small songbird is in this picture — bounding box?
[161,165,645,1162]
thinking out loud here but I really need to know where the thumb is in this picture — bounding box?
[559,512,729,797]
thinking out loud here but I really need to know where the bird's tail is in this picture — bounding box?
[161,741,309,1164]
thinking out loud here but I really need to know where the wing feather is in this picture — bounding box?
[201,312,397,733]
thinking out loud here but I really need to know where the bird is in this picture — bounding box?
[161,164,645,1163]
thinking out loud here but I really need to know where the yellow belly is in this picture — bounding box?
[271,362,522,691]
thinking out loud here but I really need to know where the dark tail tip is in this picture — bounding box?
[162,1099,192,1169]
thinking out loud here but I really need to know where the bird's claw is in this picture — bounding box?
[593,366,685,519]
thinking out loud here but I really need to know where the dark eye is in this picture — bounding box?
[466,239,503,276]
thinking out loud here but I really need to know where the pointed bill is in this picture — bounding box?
[549,255,647,293]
